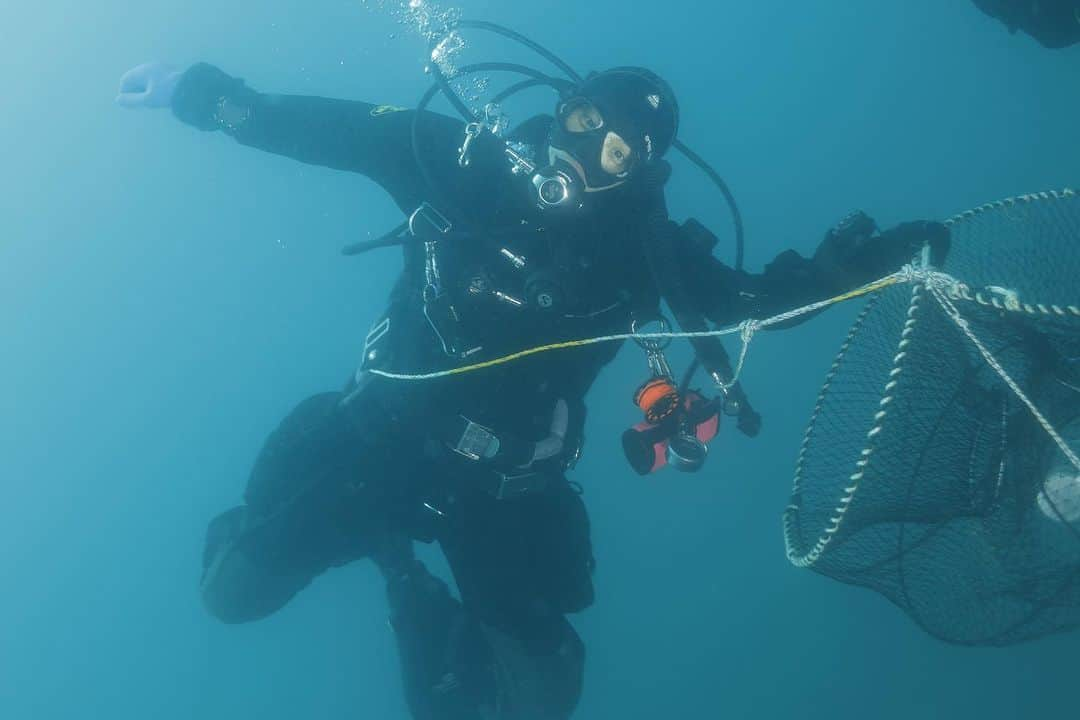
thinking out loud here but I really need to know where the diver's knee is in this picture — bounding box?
[199,507,303,624]
[201,545,293,624]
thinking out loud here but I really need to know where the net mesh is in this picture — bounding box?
[784,190,1080,646]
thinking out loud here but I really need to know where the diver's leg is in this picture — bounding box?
[447,479,592,719]
[385,478,593,719]
[201,390,408,624]
[383,552,498,720]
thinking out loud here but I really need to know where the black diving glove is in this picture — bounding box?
[885,220,951,269]
[815,212,951,286]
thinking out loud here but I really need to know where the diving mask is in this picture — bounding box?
[547,97,645,195]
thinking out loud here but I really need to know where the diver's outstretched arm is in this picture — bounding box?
[678,214,949,329]
[118,62,468,212]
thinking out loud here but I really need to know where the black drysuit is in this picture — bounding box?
[178,63,943,719]
[973,0,1080,47]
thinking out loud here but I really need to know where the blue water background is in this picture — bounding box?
[2,1,1078,717]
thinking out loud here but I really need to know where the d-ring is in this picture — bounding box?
[631,316,673,352]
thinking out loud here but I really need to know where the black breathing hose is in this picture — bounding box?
[641,165,760,436]
[455,20,584,83]
[492,77,561,105]
[672,140,745,271]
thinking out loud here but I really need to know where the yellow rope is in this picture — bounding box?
[826,274,901,305]
[370,272,905,382]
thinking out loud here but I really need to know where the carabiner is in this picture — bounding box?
[458,122,484,167]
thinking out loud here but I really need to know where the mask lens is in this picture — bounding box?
[561,100,605,134]
[602,132,637,176]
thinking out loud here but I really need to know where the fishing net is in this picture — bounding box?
[784,190,1080,646]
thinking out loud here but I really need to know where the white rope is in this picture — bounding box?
[784,295,882,565]
[943,188,1076,228]
[718,320,760,392]
[370,272,907,382]
[786,284,925,568]
[926,278,1080,473]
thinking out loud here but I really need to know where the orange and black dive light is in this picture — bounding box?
[622,388,721,475]
[623,319,721,475]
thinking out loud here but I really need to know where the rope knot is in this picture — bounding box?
[739,319,760,344]
[898,263,923,285]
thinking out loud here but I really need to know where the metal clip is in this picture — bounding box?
[632,317,675,380]
[493,290,525,308]
[563,436,584,471]
[505,145,537,176]
[410,203,453,294]
[409,202,453,239]
[409,204,463,356]
[709,370,744,416]
[458,122,483,168]
[499,248,527,270]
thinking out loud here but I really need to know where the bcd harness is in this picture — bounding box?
[354,190,753,491]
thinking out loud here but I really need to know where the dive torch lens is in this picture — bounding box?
[666,434,708,473]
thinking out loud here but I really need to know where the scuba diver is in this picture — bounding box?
[117,27,949,720]
[973,0,1080,47]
